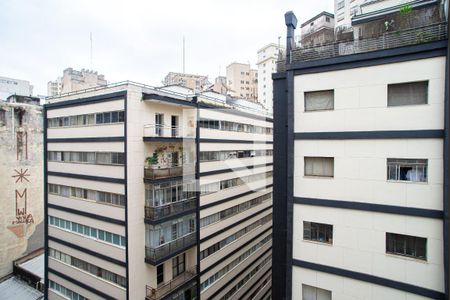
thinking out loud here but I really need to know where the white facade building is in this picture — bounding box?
[273,7,449,300]
[0,76,33,100]
[257,43,283,113]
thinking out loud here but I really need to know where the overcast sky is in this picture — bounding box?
[0,0,333,96]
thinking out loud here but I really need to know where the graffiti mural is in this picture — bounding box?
[12,188,34,225]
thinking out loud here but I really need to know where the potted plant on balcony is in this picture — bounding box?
[146,152,158,167]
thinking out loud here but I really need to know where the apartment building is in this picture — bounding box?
[334,0,367,28]
[44,82,273,300]
[273,5,448,300]
[163,72,210,92]
[226,63,258,101]
[257,43,283,113]
[299,12,335,47]
[0,95,43,279]
[48,68,107,96]
[0,76,33,100]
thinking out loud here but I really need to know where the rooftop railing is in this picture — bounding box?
[277,22,447,71]
[145,266,197,300]
[145,232,196,264]
[145,197,197,221]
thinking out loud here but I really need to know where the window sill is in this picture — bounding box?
[302,239,333,246]
[48,160,124,167]
[385,253,428,263]
[48,122,124,129]
[387,180,428,185]
[303,176,334,179]
[303,109,334,113]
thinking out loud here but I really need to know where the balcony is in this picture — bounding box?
[143,124,195,141]
[145,232,197,265]
[145,266,197,300]
[144,163,195,181]
[145,197,197,222]
[278,22,448,70]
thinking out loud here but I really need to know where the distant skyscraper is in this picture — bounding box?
[256,43,283,113]
[226,62,258,101]
[47,67,107,96]
[162,72,210,92]
[0,76,33,100]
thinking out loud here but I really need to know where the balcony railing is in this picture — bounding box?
[144,163,195,180]
[145,232,196,263]
[277,22,448,70]
[143,124,195,139]
[145,266,197,300]
[145,197,197,221]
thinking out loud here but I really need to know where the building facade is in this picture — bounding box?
[273,7,449,300]
[44,82,273,300]
[0,76,33,100]
[257,43,283,113]
[299,12,335,47]
[0,95,44,279]
[226,63,258,101]
[47,68,107,96]
[163,72,210,92]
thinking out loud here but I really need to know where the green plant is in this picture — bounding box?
[146,153,158,165]
[399,4,412,14]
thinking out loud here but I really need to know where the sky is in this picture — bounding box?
[0,0,333,96]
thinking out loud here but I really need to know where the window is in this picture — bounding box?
[337,0,345,9]
[387,158,427,182]
[303,221,333,244]
[0,110,5,126]
[388,81,428,106]
[325,16,331,22]
[172,253,185,278]
[302,284,332,300]
[157,264,164,285]
[304,157,334,177]
[304,90,334,111]
[386,233,427,260]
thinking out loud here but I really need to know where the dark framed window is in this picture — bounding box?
[118,111,125,122]
[304,157,334,177]
[303,221,333,244]
[157,264,164,285]
[304,90,334,112]
[388,81,428,106]
[96,113,103,124]
[387,158,427,182]
[386,233,427,260]
[103,112,111,123]
[111,111,119,123]
[172,253,185,278]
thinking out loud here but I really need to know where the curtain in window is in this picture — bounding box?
[388,81,428,106]
[305,157,334,177]
[305,90,334,111]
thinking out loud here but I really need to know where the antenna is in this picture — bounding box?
[90,32,93,69]
[182,36,185,73]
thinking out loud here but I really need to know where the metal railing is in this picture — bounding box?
[144,163,195,180]
[277,22,447,68]
[145,266,197,300]
[145,197,197,221]
[143,124,195,138]
[145,232,197,263]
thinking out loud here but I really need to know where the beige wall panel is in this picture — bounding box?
[200,142,273,152]
[48,142,124,152]
[47,99,125,118]
[48,123,124,139]
[199,108,273,128]
[48,161,124,179]
[200,156,273,173]
[48,175,124,194]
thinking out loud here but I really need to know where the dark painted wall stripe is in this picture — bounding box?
[48,137,124,143]
[199,205,272,243]
[200,226,272,276]
[239,266,272,300]
[47,171,125,184]
[206,246,272,300]
[143,136,195,143]
[289,41,447,75]
[123,93,130,300]
[294,197,444,219]
[199,138,273,144]
[261,287,272,300]
[144,208,196,225]
[199,162,273,177]
[142,93,196,107]
[47,203,125,225]
[198,106,274,122]
[294,130,444,140]
[443,18,449,300]
[199,184,273,210]
[294,259,445,299]
[48,236,126,267]
[48,268,117,300]
[43,107,49,299]
[46,91,126,109]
